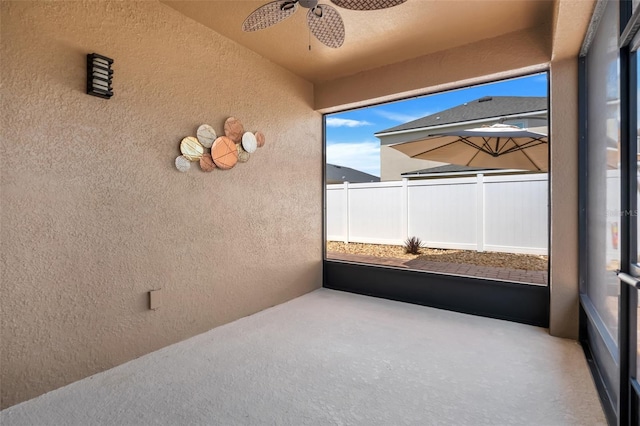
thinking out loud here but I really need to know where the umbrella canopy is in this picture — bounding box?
[390,123,548,171]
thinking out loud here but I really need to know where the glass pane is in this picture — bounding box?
[586,0,620,344]
[324,74,548,285]
[637,55,640,268]
[589,319,620,410]
[637,294,639,379]
[637,54,640,380]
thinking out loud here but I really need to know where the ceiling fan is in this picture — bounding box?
[242,0,407,49]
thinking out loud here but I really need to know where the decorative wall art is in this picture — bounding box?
[237,144,250,163]
[255,131,266,148]
[223,117,244,143]
[196,124,217,148]
[175,155,191,172]
[241,132,257,153]
[211,136,238,170]
[200,153,216,172]
[180,136,204,161]
[175,117,265,173]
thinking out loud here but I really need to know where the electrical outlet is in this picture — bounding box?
[149,289,162,310]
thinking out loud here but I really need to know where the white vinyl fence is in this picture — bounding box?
[327,174,549,255]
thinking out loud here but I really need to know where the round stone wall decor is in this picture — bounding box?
[255,131,265,148]
[237,143,250,163]
[200,153,216,172]
[175,155,191,172]
[180,136,204,161]
[174,120,264,174]
[211,136,238,169]
[224,117,244,144]
[197,124,217,148]
[241,132,257,153]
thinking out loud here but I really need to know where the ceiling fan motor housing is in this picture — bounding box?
[299,0,319,9]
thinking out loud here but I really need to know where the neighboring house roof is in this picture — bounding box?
[326,164,380,183]
[400,164,537,178]
[401,165,496,175]
[376,96,547,135]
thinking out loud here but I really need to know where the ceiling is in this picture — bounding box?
[161,0,557,84]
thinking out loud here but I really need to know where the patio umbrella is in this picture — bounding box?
[390,123,548,171]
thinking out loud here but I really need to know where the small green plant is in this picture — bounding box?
[404,236,423,255]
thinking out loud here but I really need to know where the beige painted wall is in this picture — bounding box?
[549,58,579,339]
[0,1,322,408]
[379,147,444,181]
[315,28,551,113]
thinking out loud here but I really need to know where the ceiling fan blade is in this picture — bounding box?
[307,4,345,48]
[242,1,298,32]
[329,0,407,11]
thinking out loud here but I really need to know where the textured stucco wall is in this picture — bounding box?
[314,28,551,113]
[549,58,579,339]
[1,1,321,408]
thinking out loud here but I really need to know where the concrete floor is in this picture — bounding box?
[2,289,606,426]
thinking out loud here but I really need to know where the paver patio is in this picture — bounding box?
[327,252,547,285]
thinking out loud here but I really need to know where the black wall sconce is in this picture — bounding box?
[87,53,113,99]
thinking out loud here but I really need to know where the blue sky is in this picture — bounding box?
[325,73,548,177]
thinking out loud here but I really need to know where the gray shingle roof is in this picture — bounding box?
[401,165,496,175]
[377,96,547,134]
[326,164,380,183]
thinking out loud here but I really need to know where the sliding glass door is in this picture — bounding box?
[581,1,640,424]
[620,21,640,425]
[581,1,621,418]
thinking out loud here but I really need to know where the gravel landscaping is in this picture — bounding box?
[327,242,548,271]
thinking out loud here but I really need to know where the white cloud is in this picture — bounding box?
[326,117,372,128]
[374,110,430,123]
[326,141,380,176]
